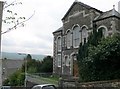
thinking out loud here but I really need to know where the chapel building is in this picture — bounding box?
[53,0,120,77]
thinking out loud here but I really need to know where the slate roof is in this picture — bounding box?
[94,8,120,21]
[53,27,63,34]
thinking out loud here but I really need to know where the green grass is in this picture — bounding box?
[47,75,59,81]
[38,76,59,86]
[27,74,59,86]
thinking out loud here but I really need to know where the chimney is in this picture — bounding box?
[75,0,78,2]
[118,1,120,13]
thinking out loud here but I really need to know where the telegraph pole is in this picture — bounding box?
[18,53,27,87]
[0,1,4,88]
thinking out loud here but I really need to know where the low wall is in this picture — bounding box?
[78,80,120,87]
[59,78,120,89]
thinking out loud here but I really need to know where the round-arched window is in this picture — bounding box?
[81,26,88,43]
[73,26,80,47]
[57,36,61,51]
[66,30,71,48]
[97,26,108,38]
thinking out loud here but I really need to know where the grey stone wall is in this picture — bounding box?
[94,17,120,35]
[53,1,101,76]
[95,18,112,31]
[59,78,120,88]
[53,31,62,75]
[63,8,91,33]
[114,18,120,32]
[61,3,101,76]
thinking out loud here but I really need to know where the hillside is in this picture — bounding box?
[2,52,46,60]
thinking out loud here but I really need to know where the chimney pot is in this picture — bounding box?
[118,1,120,13]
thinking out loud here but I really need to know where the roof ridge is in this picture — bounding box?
[62,1,102,20]
[77,1,103,12]
[94,8,120,21]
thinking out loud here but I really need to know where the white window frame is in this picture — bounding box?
[57,54,61,67]
[66,29,71,49]
[81,25,88,44]
[97,26,108,38]
[72,24,81,48]
[57,36,61,52]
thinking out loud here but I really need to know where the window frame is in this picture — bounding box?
[57,36,62,52]
[57,54,61,67]
[81,25,88,44]
[66,29,71,49]
[72,25,81,48]
[97,26,108,38]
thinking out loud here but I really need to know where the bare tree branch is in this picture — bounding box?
[2,11,35,34]
[3,0,22,9]
[2,0,35,34]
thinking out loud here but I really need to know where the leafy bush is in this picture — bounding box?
[78,32,120,82]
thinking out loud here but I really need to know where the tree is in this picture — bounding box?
[86,34,120,81]
[77,28,120,82]
[26,54,32,60]
[27,55,53,73]
[40,56,53,73]
[25,55,53,73]
[3,69,25,86]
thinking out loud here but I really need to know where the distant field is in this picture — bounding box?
[2,52,46,60]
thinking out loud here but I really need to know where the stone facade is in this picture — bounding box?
[53,1,120,77]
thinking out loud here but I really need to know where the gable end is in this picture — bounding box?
[62,1,102,21]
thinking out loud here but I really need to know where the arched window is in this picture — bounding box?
[66,30,71,48]
[57,36,61,51]
[73,25,80,47]
[81,26,88,44]
[57,54,61,67]
[97,26,108,38]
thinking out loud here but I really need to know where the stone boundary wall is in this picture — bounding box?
[59,78,120,89]
[78,80,120,87]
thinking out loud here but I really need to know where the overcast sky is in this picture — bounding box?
[1,0,120,55]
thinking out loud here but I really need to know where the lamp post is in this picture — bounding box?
[0,1,4,88]
[18,53,27,87]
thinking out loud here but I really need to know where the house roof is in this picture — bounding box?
[94,8,120,21]
[62,1,102,20]
[53,27,63,34]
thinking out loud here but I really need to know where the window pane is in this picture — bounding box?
[67,30,71,48]
[73,26,80,47]
[57,54,61,67]
[98,27,108,37]
[82,27,88,43]
[57,37,61,51]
